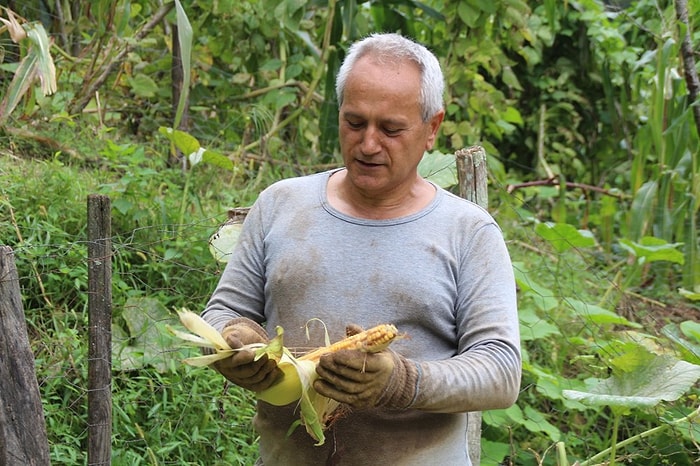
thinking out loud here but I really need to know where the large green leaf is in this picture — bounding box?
[159,127,200,155]
[618,236,685,265]
[519,306,560,341]
[564,298,641,328]
[418,150,457,188]
[535,222,597,253]
[158,127,234,170]
[202,149,234,170]
[112,297,182,372]
[563,356,700,413]
[606,342,660,374]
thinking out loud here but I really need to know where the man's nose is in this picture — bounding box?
[360,126,381,155]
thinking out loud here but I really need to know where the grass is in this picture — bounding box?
[1,150,263,465]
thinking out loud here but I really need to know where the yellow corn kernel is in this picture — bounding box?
[299,324,400,363]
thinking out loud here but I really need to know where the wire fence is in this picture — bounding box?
[4,199,260,465]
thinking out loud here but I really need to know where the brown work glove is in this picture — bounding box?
[314,325,418,410]
[213,317,281,392]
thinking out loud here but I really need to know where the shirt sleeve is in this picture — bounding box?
[201,199,268,332]
[411,223,521,412]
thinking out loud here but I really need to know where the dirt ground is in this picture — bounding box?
[618,293,700,336]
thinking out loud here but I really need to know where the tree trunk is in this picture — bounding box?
[0,246,51,466]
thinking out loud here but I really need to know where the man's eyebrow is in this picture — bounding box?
[341,111,365,120]
[342,111,408,127]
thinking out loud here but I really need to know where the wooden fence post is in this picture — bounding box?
[455,145,488,466]
[87,194,113,465]
[456,145,488,208]
[0,245,51,466]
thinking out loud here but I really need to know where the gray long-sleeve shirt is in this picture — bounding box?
[202,169,521,465]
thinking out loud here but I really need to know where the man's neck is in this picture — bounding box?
[326,170,435,220]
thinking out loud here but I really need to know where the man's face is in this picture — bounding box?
[338,55,443,198]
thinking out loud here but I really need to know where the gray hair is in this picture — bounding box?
[335,33,445,122]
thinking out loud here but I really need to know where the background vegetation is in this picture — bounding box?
[1,0,699,464]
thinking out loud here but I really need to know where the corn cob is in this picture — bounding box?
[298,323,400,363]
[169,313,403,445]
[259,324,401,404]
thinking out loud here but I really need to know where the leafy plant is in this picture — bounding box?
[563,347,700,466]
[0,6,57,123]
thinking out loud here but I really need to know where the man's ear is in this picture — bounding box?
[425,110,445,150]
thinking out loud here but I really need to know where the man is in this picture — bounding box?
[202,32,521,465]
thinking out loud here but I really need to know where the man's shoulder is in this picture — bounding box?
[436,188,494,222]
[255,170,330,208]
[264,170,329,193]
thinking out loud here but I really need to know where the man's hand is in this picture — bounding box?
[213,318,281,392]
[314,349,417,410]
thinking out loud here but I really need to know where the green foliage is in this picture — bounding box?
[1,148,258,465]
[418,150,459,188]
[158,127,233,171]
[0,7,57,124]
[535,222,597,253]
[493,219,699,465]
[1,0,699,464]
[564,356,700,414]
